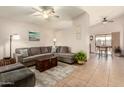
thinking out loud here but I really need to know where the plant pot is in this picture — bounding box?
[85,59,87,62]
[77,61,85,65]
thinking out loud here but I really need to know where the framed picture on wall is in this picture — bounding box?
[75,25,81,40]
[29,31,40,41]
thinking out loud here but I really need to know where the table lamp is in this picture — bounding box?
[53,38,56,46]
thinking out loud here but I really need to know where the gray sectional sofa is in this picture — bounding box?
[0,46,75,87]
[14,46,75,66]
[55,46,76,64]
[14,46,54,66]
[0,63,35,87]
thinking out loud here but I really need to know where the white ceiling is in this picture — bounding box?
[82,6,124,26]
[0,6,124,27]
[0,6,84,25]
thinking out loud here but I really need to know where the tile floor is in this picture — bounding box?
[54,54,124,87]
[29,62,77,87]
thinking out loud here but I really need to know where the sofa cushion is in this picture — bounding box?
[56,46,60,53]
[23,53,54,63]
[30,47,41,56]
[0,63,24,73]
[15,48,29,57]
[54,53,74,58]
[54,53,75,64]
[40,46,52,54]
[47,46,52,53]
[58,57,75,64]
[56,46,71,53]
[60,47,70,53]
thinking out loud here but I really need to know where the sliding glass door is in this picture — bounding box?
[95,34,112,54]
[95,34,112,46]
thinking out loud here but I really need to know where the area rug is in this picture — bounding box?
[29,62,77,87]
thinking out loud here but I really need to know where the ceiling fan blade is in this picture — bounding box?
[108,20,114,22]
[32,12,42,16]
[32,7,42,12]
[54,15,59,18]
[34,14,42,16]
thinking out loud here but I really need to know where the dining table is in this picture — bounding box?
[96,45,112,56]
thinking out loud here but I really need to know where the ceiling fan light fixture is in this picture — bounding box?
[42,9,54,19]
[32,6,59,19]
[101,17,114,24]
[102,21,107,24]
[43,14,49,19]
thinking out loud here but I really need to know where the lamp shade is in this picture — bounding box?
[12,34,20,40]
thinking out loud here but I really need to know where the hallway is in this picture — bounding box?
[55,55,124,87]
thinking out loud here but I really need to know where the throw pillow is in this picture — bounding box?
[19,49,28,57]
[60,47,69,53]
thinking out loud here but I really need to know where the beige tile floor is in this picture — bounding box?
[54,54,124,87]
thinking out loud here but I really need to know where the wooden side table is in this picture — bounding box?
[0,58,16,67]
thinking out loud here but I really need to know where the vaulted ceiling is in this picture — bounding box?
[0,6,84,24]
[82,6,124,26]
[0,6,124,26]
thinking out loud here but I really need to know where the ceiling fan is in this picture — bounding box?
[101,17,114,24]
[32,6,59,19]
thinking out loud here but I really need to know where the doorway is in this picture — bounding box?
[95,34,112,55]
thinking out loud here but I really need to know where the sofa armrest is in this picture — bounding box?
[70,53,75,55]
[13,53,23,63]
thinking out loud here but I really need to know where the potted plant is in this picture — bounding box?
[74,51,87,65]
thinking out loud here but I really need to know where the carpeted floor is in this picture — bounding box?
[29,62,77,87]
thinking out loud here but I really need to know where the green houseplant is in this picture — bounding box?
[74,51,87,64]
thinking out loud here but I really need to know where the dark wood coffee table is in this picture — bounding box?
[35,57,57,72]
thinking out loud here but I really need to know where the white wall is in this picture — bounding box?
[54,13,90,58]
[0,12,90,59]
[89,14,124,54]
[0,18,54,59]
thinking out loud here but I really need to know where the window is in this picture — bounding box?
[95,34,112,54]
[95,34,112,46]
